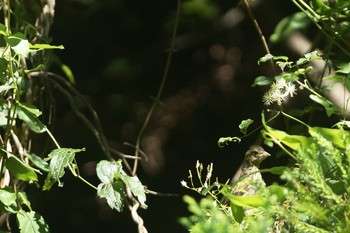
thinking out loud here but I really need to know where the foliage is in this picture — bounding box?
[0,1,148,232]
[181,0,350,232]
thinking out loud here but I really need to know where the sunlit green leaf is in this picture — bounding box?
[120,174,147,209]
[97,180,125,212]
[0,187,16,206]
[43,148,85,190]
[258,54,274,64]
[96,160,122,183]
[336,63,350,74]
[29,43,64,50]
[221,187,265,208]
[261,126,309,151]
[309,126,349,149]
[5,33,30,57]
[6,156,38,181]
[16,210,50,233]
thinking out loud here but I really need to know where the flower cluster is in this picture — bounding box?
[262,79,297,106]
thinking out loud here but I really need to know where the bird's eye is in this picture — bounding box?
[252,150,259,156]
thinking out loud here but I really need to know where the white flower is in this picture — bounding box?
[180,180,188,188]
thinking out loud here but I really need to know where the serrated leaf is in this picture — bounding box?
[96,160,122,183]
[258,54,274,64]
[25,153,49,172]
[43,148,85,190]
[120,174,147,209]
[97,181,125,212]
[6,156,38,181]
[16,210,50,233]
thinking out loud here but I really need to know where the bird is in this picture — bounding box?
[231,145,270,196]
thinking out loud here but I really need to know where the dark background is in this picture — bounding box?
[28,0,300,232]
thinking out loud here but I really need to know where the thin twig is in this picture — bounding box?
[132,0,182,176]
[242,0,277,75]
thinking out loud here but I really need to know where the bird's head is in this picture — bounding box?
[244,145,270,167]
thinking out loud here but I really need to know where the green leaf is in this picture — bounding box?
[258,54,274,64]
[221,187,265,208]
[25,152,49,172]
[336,62,350,74]
[0,187,17,206]
[270,12,310,43]
[61,64,75,84]
[5,33,30,57]
[309,126,349,149]
[18,192,32,210]
[17,102,42,117]
[97,180,125,212]
[261,126,309,151]
[43,148,85,190]
[29,43,64,50]
[96,160,122,183]
[16,210,50,233]
[120,174,147,209]
[6,156,38,181]
[16,105,46,133]
[252,76,272,87]
[230,203,244,223]
[309,94,338,116]
[239,119,254,135]
[0,23,7,36]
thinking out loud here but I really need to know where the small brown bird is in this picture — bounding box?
[232,145,270,196]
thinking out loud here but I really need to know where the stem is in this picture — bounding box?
[132,0,182,175]
[243,0,277,75]
[45,127,60,148]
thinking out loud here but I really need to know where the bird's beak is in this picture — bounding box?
[263,152,270,158]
